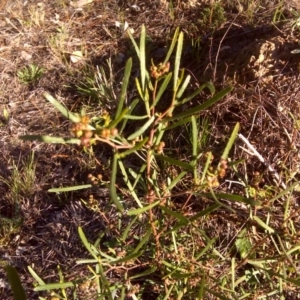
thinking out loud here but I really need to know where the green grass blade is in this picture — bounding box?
[118,137,149,159]
[34,282,75,291]
[120,98,139,133]
[253,216,275,234]
[19,135,80,144]
[78,227,99,260]
[140,25,146,91]
[200,192,260,206]
[176,74,191,100]
[5,265,27,300]
[200,151,212,185]
[129,266,157,280]
[269,182,299,204]
[163,27,179,64]
[150,73,172,109]
[110,153,124,212]
[162,116,192,131]
[127,200,160,215]
[124,114,148,120]
[195,237,217,260]
[127,30,140,59]
[127,115,155,140]
[160,206,189,224]
[221,122,240,160]
[167,86,233,121]
[155,154,194,171]
[166,171,187,191]
[121,216,139,241]
[48,184,92,192]
[115,58,132,119]
[118,159,143,208]
[191,115,198,159]
[44,92,81,123]
[179,82,215,105]
[198,272,206,299]
[108,107,129,129]
[27,266,46,286]
[110,251,142,264]
[132,228,152,253]
[189,204,220,222]
[173,32,183,91]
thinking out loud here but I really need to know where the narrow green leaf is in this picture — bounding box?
[127,115,155,140]
[19,135,80,144]
[109,107,129,129]
[120,98,139,133]
[155,154,194,171]
[179,82,215,105]
[127,200,160,215]
[132,229,152,253]
[123,114,148,120]
[167,86,232,121]
[127,30,140,59]
[140,25,146,91]
[195,237,217,260]
[198,272,206,299]
[189,204,220,222]
[160,206,189,224]
[163,28,179,64]
[173,32,183,91]
[110,251,142,264]
[5,265,27,300]
[121,216,139,241]
[191,115,198,158]
[135,78,144,100]
[78,227,99,260]
[166,171,187,191]
[176,74,191,100]
[200,151,212,185]
[48,184,92,192]
[44,93,81,123]
[34,282,75,291]
[110,153,124,212]
[118,160,143,208]
[221,122,240,160]
[129,267,157,280]
[118,137,149,159]
[162,116,192,131]
[200,192,260,206]
[27,266,45,286]
[253,216,275,234]
[269,182,299,204]
[115,58,132,119]
[150,73,172,109]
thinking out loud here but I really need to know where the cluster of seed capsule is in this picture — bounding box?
[150,62,170,78]
[206,157,228,188]
[98,127,118,139]
[70,116,93,146]
[218,159,228,178]
[154,141,165,154]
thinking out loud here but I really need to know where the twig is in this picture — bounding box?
[238,133,286,189]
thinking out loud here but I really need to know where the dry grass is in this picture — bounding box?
[1,0,300,299]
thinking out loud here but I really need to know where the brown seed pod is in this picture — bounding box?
[81,115,90,125]
[110,128,118,137]
[100,128,110,139]
[80,137,90,146]
[83,130,93,138]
